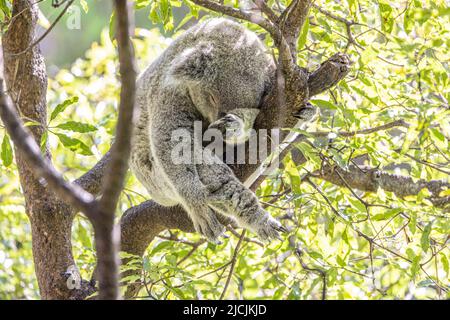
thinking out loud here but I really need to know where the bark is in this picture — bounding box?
[1,0,136,300]
[1,0,87,299]
[93,0,137,299]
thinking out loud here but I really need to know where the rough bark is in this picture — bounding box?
[1,0,84,299]
[1,0,136,300]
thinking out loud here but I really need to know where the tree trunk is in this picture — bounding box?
[2,0,82,299]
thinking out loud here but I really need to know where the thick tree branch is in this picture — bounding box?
[308,52,351,97]
[279,0,313,56]
[74,151,111,195]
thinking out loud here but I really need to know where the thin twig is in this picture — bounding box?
[310,119,409,138]
[294,246,327,300]
[219,230,246,300]
[5,0,75,57]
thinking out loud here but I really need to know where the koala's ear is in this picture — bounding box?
[170,42,215,81]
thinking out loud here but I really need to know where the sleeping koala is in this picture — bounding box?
[130,18,286,243]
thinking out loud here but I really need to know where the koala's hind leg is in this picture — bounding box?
[197,152,286,241]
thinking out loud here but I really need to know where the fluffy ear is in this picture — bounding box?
[170,42,215,81]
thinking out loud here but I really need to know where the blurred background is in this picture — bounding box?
[39,0,190,71]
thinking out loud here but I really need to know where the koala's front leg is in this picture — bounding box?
[150,111,225,242]
[197,153,287,241]
[208,108,259,144]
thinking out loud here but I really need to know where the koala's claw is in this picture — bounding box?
[253,216,286,242]
[208,114,241,137]
[274,223,289,233]
[193,213,226,243]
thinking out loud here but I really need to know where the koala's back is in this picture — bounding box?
[137,18,274,114]
[131,18,275,205]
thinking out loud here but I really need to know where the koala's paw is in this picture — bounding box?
[192,211,226,244]
[208,114,242,139]
[248,211,288,242]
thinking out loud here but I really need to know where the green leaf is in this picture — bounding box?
[297,19,309,49]
[295,141,321,165]
[410,255,420,278]
[308,251,323,260]
[360,46,378,65]
[175,13,193,32]
[420,222,432,253]
[441,253,449,274]
[348,197,366,213]
[150,241,172,255]
[347,0,357,14]
[372,208,402,221]
[50,97,79,122]
[403,4,414,34]
[135,0,151,9]
[287,281,302,299]
[40,131,48,153]
[0,0,11,18]
[56,121,97,133]
[341,228,350,245]
[429,128,447,150]
[310,99,336,110]
[401,125,419,154]
[55,133,93,156]
[80,0,88,13]
[1,134,13,167]
[379,1,394,33]
[109,12,116,41]
[336,255,346,267]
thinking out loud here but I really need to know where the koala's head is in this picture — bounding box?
[168,18,276,115]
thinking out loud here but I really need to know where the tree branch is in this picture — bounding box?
[189,0,281,42]
[253,0,279,23]
[310,119,409,137]
[5,0,75,57]
[93,0,137,300]
[279,0,313,56]
[0,80,96,214]
[74,151,111,195]
[308,52,351,97]
[313,164,450,207]
[1,0,93,300]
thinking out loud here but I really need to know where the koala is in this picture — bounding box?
[130,18,286,243]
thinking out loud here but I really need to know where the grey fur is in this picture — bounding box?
[130,18,284,242]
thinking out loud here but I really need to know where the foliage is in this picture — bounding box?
[0,0,449,299]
